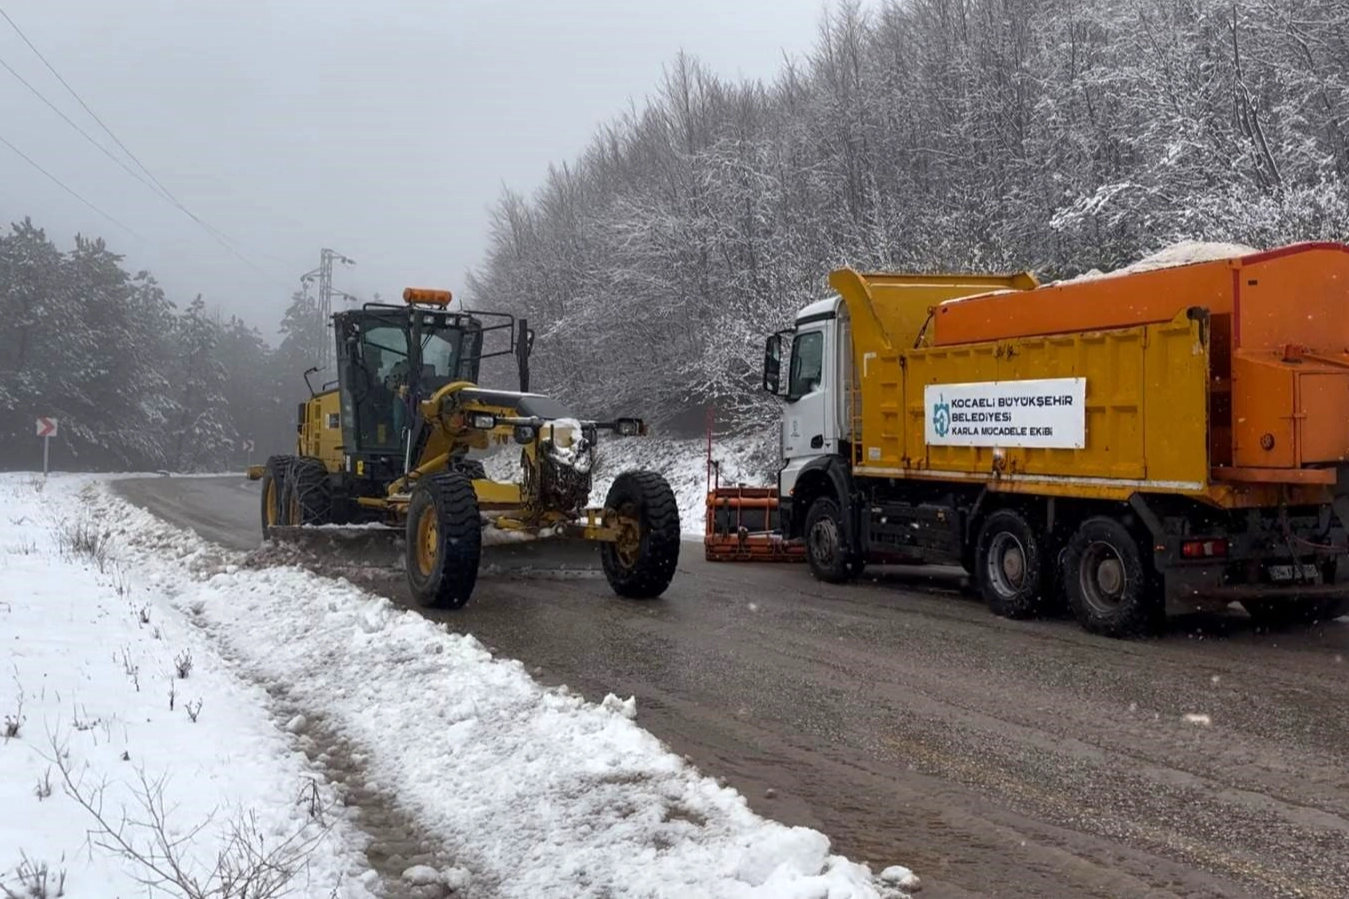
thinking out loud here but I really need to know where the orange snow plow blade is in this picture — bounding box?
[704,486,805,563]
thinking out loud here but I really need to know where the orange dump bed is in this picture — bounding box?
[932,242,1349,479]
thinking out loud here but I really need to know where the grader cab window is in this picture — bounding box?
[352,325,409,452]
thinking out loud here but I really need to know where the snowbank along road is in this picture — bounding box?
[6,474,914,899]
[115,474,1349,899]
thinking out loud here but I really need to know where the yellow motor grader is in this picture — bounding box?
[246,287,680,609]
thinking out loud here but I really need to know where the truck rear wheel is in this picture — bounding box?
[975,509,1047,619]
[259,454,296,536]
[406,472,482,609]
[804,495,861,583]
[601,471,680,599]
[1064,516,1161,637]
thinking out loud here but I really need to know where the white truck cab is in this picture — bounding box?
[763,295,853,530]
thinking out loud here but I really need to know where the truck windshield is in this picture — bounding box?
[789,331,824,398]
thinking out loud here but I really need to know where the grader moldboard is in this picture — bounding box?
[247,287,680,608]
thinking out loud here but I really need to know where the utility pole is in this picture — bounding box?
[300,248,357,370]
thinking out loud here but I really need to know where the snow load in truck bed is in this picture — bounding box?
[936,240,1261,306]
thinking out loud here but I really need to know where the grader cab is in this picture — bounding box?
[249,287,680,609]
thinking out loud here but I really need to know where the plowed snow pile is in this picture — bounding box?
[1055,239,1260,283]
[2,474,915,899]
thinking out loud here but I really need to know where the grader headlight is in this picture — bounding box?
[467,412,497,430]
[615,417,645,437]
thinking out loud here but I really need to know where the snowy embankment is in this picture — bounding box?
[0,476,376,898]
[2,473,917,899]
[483,430,774,539]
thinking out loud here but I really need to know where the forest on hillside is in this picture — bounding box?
[0,218,326,471]
[468,0,1349,430]
[6,0,1349,470]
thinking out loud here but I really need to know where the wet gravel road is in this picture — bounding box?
[118,476,1349,899]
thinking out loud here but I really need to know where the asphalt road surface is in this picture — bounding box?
[117,476,1349,899]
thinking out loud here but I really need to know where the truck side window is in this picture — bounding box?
[788,331,824,398]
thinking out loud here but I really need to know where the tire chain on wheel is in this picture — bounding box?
[259,454,297,533]
[286,457,332,526]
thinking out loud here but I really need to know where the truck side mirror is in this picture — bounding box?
[762,334,783,394]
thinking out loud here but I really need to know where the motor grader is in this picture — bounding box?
[247,287,680,609]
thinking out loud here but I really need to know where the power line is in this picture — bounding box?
[0,52,173,204]
[0,7,294,283]
[0,4,182,207]
[0,129,141,238]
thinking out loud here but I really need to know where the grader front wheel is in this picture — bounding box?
[406,472,482,610]
[600,471,681,599]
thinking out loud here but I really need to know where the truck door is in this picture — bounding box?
[782,324,833,464]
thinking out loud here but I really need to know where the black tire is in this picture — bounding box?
[1063,516,1161,637]
[453,458,487,481]
[406,472,482,609]
[259,454,296,536]
[285,457,332,526]
[975,509,1047,620]
[600,470,680,599]
[804,494,862,584]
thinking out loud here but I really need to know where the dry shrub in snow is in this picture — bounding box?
[0,852,66,899]
[53,738,330,899]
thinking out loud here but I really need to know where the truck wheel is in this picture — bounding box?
[259,454,296,536]
[285,457,332,526]
[975,509,1046,619]
[406,472,482,609]
[804,495,861,583]
[1063,516,1160,637]
[601,471,680,599]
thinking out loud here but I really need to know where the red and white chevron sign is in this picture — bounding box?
[35,417,58,438]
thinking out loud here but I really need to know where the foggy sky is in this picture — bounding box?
[0,0,842,338]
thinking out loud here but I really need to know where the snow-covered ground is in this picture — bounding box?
[2,473,917,899]
[0,476,376,898]
[483,430,775,539]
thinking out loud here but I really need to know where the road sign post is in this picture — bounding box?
[35,417,58,478]
[241,438,255,467]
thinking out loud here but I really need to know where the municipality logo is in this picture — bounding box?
[932,395,950,438]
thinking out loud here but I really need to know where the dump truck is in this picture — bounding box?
[741,241,1349,636]
[249,287,680,609]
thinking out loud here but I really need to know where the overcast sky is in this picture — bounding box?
[0,0,843,337]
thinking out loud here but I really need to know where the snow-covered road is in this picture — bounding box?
[0,474,915,898]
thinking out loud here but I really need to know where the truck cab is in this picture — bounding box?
[765,295,852,524]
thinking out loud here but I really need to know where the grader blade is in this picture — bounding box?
[264,525,405,570]
[479,531,606,577]
[262,524,606,577]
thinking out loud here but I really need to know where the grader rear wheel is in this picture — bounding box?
[259,454,296,536]
[406,472,482,610]
[285,457,332,526]
[600,471,680,599]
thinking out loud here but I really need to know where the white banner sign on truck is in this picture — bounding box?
[925,377,1086,449]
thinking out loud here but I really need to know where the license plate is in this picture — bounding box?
[1268,563,1320,582]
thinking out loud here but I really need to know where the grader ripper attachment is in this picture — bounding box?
[248,286,680,609]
